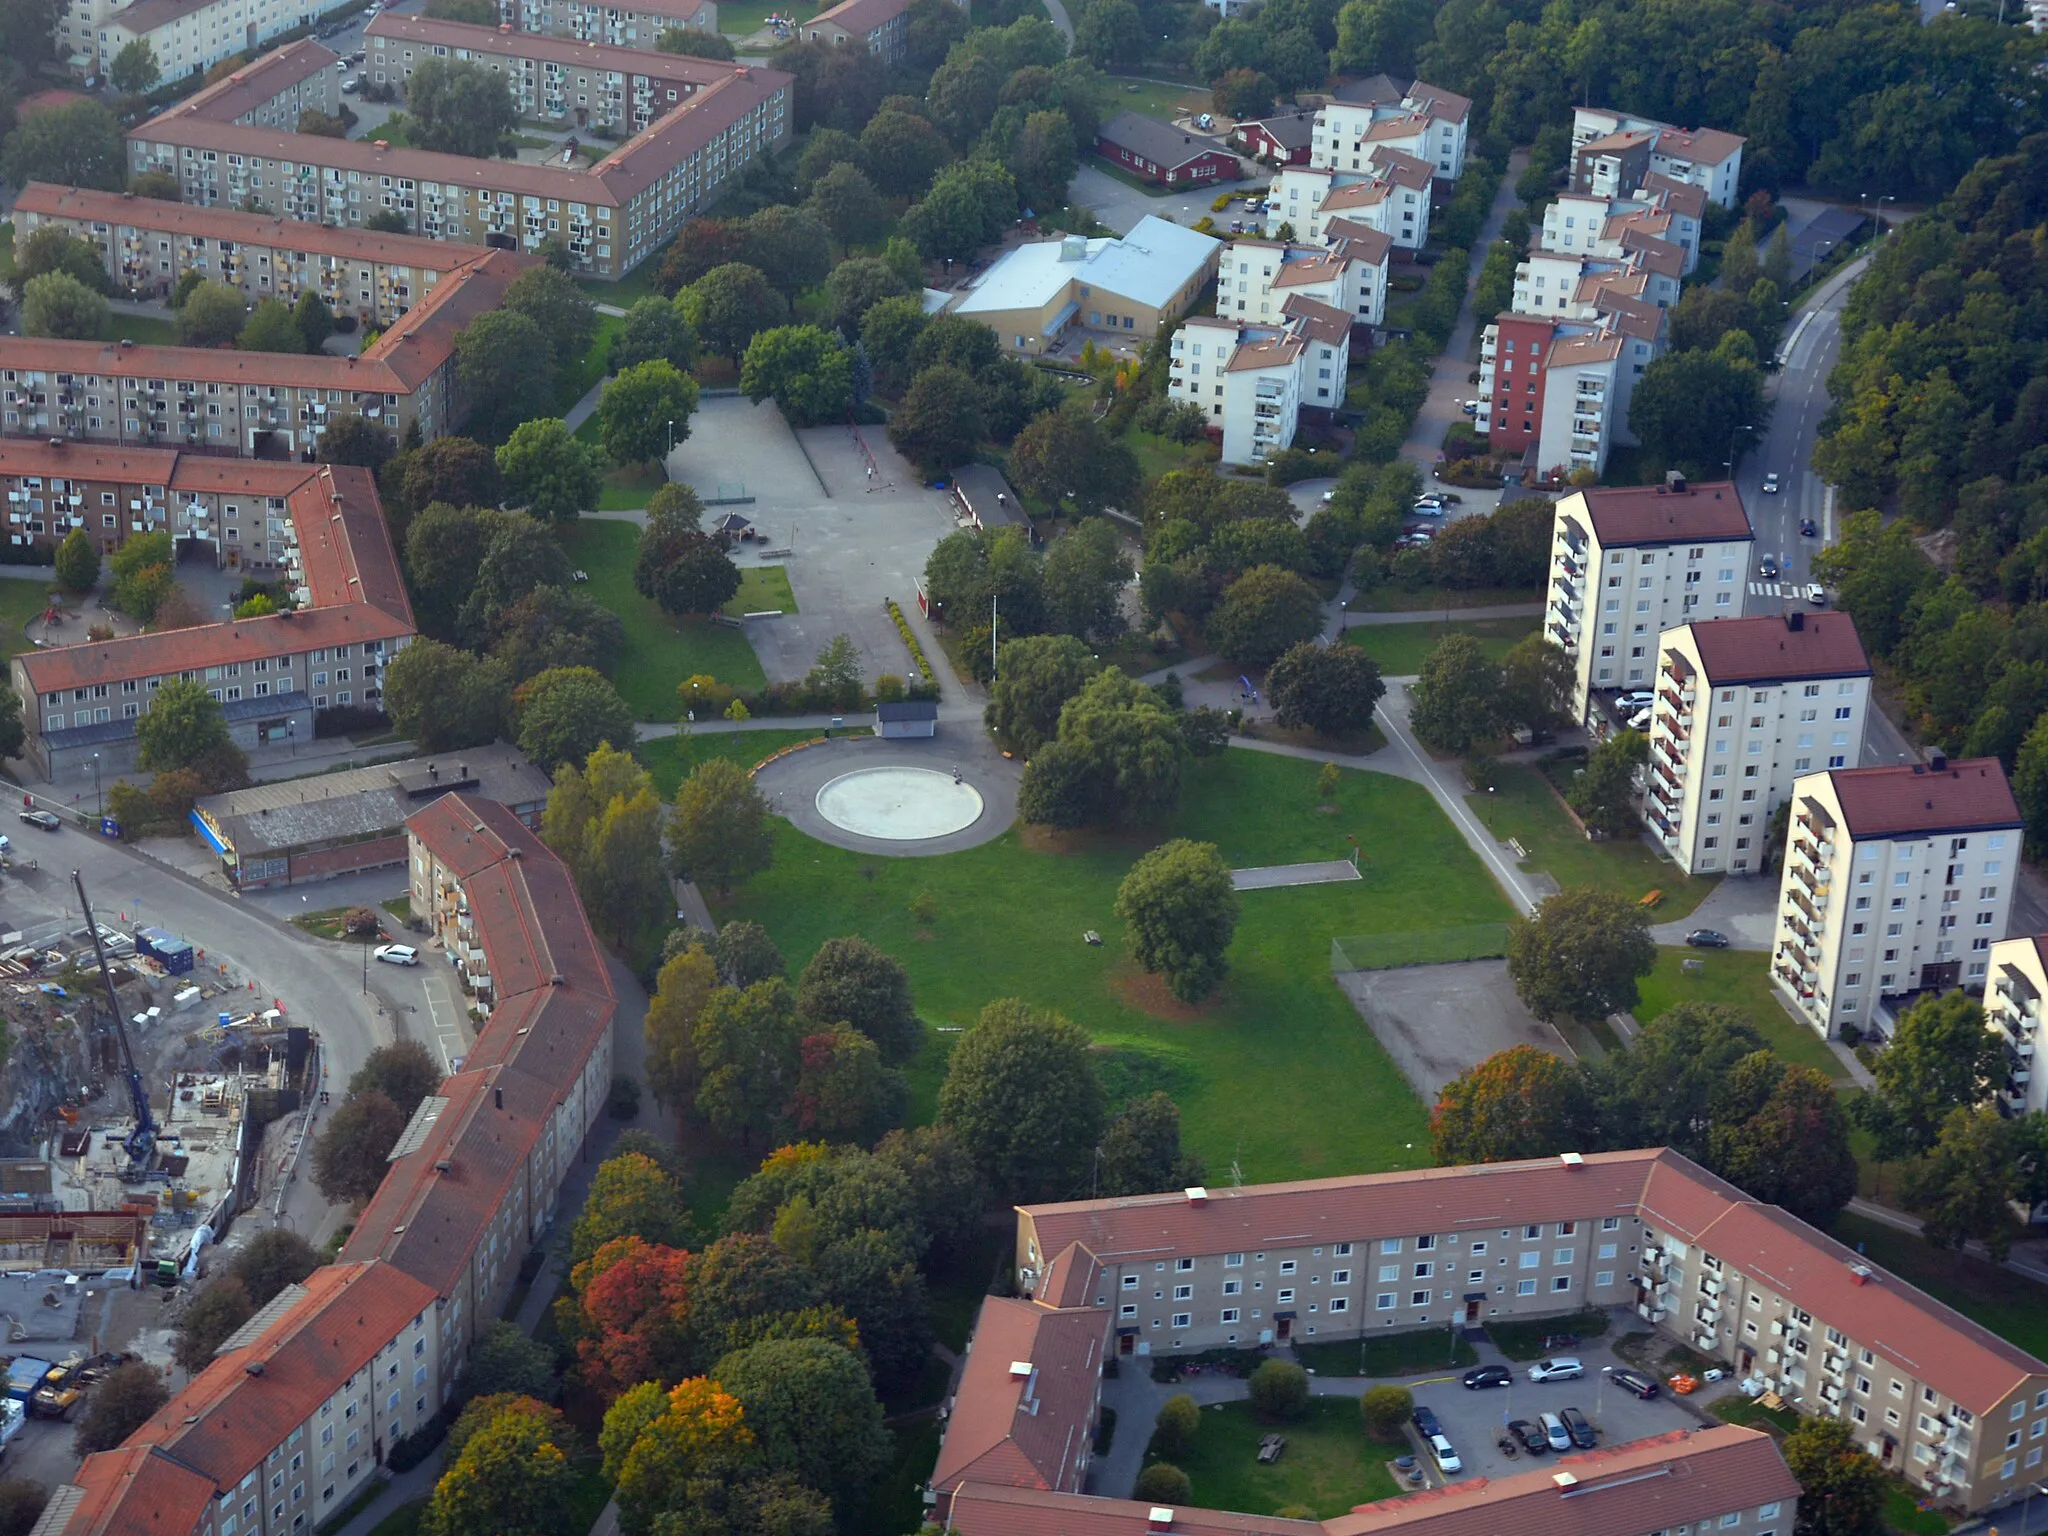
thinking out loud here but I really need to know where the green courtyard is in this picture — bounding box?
[1155,1399,1402,1520]
[1635,946,1847,1082]
[1344,615,1538,677]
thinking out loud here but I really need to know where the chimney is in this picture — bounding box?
[1559,1151,1584,1168]
[1931,751,1947,772]
[1553,1472,1579,1490]
[245,1361,266,1377]
[1848,1264,1874,1286]
[1185,1186,1208,1205]
[1787,610,1803,632]
[1148,1510,1176,1533]
[1664,470,1687,493]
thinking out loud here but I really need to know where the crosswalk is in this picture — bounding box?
[1749,581,1785,597]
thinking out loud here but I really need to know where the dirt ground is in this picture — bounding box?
[1338,958,1572,1100]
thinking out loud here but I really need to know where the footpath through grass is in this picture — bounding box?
[716,749,1513,1182]
[1345,615,1537,677]
[1635,947,1848,1082]
[558,519,765,718]
[1159,1398,1401,1519]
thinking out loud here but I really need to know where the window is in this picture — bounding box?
[1554,1249,1574,1265]
[1279,1260,1297,1275]
[1223,1280,1241,1295]
[1334,1243,1351,1256]
[1331,1270,1349,1285]
[1172,1312,1191,1328]
[1519,1251,1541,1269]
[1595,1271,1614,1286]
[1380,1238,1401,1255]
[1225,1252,1244,1267]
[1379,1265,1399,1282]
[1552,1276,1572,1292]
[1221,1308,1240,1323]
[1174,1285,1192,1301]
[1122,1274,1138,1289]
[1517,1279,1537,1296]
[1376,1294,1397,1311]
[1278,1289,1295,1304]
[1413,1262,1434,1279]
[1411,1290,1431,1306]
[1177,1258,1194,1272]
[1329,1296,1348,1313]
[1120,1303,1136,1317]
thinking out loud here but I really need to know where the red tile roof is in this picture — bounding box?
[1283,294,1352,345]
[1564,481,1752,547]
[366,13,736,86]
[0,439,182,487]
[1404,79,1471,125]
[1817,758,2021,840]
[948,1484,1321,1536]
[1678,612,1870,685]
[288,465,413,626]
[56,1446,219,1536]
[128,37,333,112]
[930,1295,1105,1498]
[805,0,913,36]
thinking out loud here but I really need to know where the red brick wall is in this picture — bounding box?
[1488,315,1556,456]
[287,834,408,884]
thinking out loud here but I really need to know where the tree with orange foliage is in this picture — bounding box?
[421,1399,573,1536]
[603,1377,754,1536]
[1430,1044,1595,1166]
[572,1236,696,1398]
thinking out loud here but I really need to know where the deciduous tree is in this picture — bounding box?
[693,980,804,1145]
[468,1320,559,1401]
[421,1399,573,1536]
[740,327,851,428]
[716,922,785,988]
[1408,631,1501,755]
[1360,1385,1414,1441]
[1497,634,1575,731]
[21,272,109,340]
[16,227,110,293]
[398,437,500,515]
[1010,402,1140,517]
[1115,838,1239,1003]
[606,1377,753,1536]
[72,1362,167,1454]
[787,1027,907,1142]
[1432,1044,1595,1164]
[1042,518,1133,645]
[1703,1053,1858,1228]
[886,365,984,474]
[406,58,517,157]
[1902,1105,2023,1258]
[311,1090,404,1202]
[572,1152,694,1265]
[382,639,510,750]
[171,1277,253,1372]
[709,1338,889,1513]
[985,634,1099,753]
[1857,990,2004,1158]
[1267,641,1384,735]
[1568,729,1647,838]
[682,264,789,366]
[237,297,304,353]
[645,941,721,1111]
[1098,1092,1203,1197]
[514,666,635,771]
[136,678,231,771]
[937,997,1104,1201]
[598,360,700,467]
[610,296,698,375]
[805,162,890,248]
[669,758,773,896]
[456,310,555,441]
[348,1041,441,1120]
[55,527,100,595]
[0,101,124,191]
[1248,1360,1309,1422]
[1782,1415,1885,1536]
[795,936,920,1063]
[1506,887,1655,1023]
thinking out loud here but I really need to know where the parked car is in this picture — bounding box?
[1615,690,1655,711]
[1540,1412,1572,1451]
[1806,583,1828,606]
[1427,1433,1462,1475]
[1411,1405,1443,1438]
[1627,710,1652,732]
[1414,494,1449,510]
[1508,1418,1547,1454]
[1685,929,1729,948]
[17,810,59,831]
[1528,1357,1584,1383]
[1763,472,1780,494]
[341,77,360,92]
[1609,1368,1661,1400]
[1462,1365,1512,1390]
[373,944,419,967]
[1800,518,1819,537]
[1461,400,1480,416]
[1560,1407,1597,1449]
[1321,488,1337,503]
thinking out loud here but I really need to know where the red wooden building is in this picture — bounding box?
[1095,112,1241,187]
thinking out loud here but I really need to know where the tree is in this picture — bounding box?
[1432,1045,1594,1164]
[740,204,833,300]
[1267,642,1384,736]
[1627,349,1769,479]
[860,106,953,196]
[515,666,635,771]
[15,227,110,293]
[456,512,574,639]
[886,365,984,474]
[1010,402,1140,517]
[177,281,247,346]
[1568,729,1648,838]
[0,1480,48,1536]
[365,209,412,234]
[1507,887,1656,1023]
[823,257,911,333]
[572,1237,697,1397]
[422,1402,574,1536]
[383,639,510,750]
[457,310,555,440]
[645,942,721,1112]
[985,634,1099,753]
[501,265,598,370]
[172,1277,254,1372]
[1153,1393,1201,1460]
[788,1027,908,1142]
[1,101,125,191]
[426,0,497,19]
[1704,1058,1858,1229]
[710,1338,889,1513]
[1782,1415,1886,1536]
[312,1090,405,1201]
[407,58,517,157]
[1212,67,1279,120]
[580,780,669,946]
[740,327,852,428]
[794,936,919,1064]
[1497,634,1574,732]
[237,296,304,353]
[861,299,928,396]
[1207,563,1324,666]
[0,687,24,766]
[1409,632,1501,755]
[348,1039,442,1120]
[1074,0,1142,68]
[72,1362,168,1454]
[489,417,602,525]
[21,272,109,340]
[292,290,334,352]
[714,922,784,989]
[571,1152,693,1265]
[1020,667,1187,829]
[222,1227,320,1311]
[1857,990,2004,1158]
[136,679,230,771]
[1042,519,1133,645]
[1134,1464,1192,1504]
[937,997,1105,1202]
[468,1320,559,1401]
[1247,1360,1309,1422]
[400,436,502,514]
[606,1378,753,1536]
[682,264,789,366]
[597,360,701,467]
[1099,1092,1202,1197]
[669,758,773,897]
[55,527,100,595]
[1360,1385,1413,1442]
[318,411,392,469]
[656,23,736,57]
[1115,839,1239,1004]
[805,161,890,248]
[611,296,698,375]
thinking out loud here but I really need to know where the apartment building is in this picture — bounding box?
[115,37,341,129]
[1571,107,1746,209]
[1545,477,1754,720]
[1542,175,1706,274]
[61,0,319,81]
[1267,150,1432,249]
[1215,232,1391,329]
[802,0,914,60]
[13,182,487,323]
[1309,78,1470,182]
[940,1429,1799,1536]
[999,1147,2048,1516]
[366,15,729,133]
[8,463,414,778]
[128,54,793,278]
[1513,246,1681,316]
[1985,935,2048,1117]
[1773,757,2022,1038]
[38,792,619,1536]
[505,0,718,45]
[1167,301,1349,465]
[1645,611,1872,876]
[0,248,526,457]
[1475,301,1665,479]
[950,217,1219,356]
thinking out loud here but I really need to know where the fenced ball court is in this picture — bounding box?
[1330,925,1514,977]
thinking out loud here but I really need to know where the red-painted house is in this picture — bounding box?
[1096,112,1241,186]
[1234,110,1315,165]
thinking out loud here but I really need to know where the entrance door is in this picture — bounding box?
[1276,1318,1292,1342]
[1118,1333,1134,1356]
[1920,961,1962,991]
[1464,1299,1481,1324]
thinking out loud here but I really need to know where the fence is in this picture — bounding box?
[1330,924,1512,975]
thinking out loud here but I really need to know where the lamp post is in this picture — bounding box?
[1596,1364,1613,1424]
[89,753,102,819]
[666,418,675,457]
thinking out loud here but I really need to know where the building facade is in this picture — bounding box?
[1233,110,1315,165]
[1773,758,2021,1037]
[950,217,1219,356]
[1167,301,1349,465]
[1986,935,2048,1117]
[62,0,321,81]
[1095,113,1241,187]
[1216,232,1391,329]
[1545,478,1754,719]
[1308,79,1470,182]
[1645,612,1872,876]
[505,0,719,44]
[1266,153,1432,250]
[801,0,913,59]
[1571,107,1745,208]
[1541,175,1706,275]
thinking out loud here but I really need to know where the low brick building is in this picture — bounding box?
[1095,113,1241,187]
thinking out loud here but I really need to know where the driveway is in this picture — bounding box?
[1650,877,1780,951]
[1338,958,1571,1100]
[1070,161,1266,237]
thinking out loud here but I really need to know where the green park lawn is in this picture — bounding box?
[1103,77,1210,129]
[723,565,796,616]
[637,728,821,797]
[1350,583,1538,613]
[1634,946,1848,1082]
[556,311,626,416]
[1158,1399,1401,1520]
[715,749,1514,1182]
[1462,762,1717,921]
[1344,615,1537,677]
[557,519,765,718]
[103,311,180,346]
[597,462,665,511]
[718,0,810,35]
[0,223,13,281]
[0,579,56,661]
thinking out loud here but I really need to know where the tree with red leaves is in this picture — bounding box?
[785,1027,907,1143]
[571,1236,695,1399]
[1430,1044,1595,1166]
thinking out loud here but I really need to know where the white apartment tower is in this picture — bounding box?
[1773,758,2022,1038]
[1546,477,1754,721]
[1646,611,1872,877]
[1985,935,2048,1117]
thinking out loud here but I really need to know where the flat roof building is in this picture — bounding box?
[950,216,1220,357]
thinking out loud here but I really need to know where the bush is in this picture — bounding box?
[1360,1384,1413,1441]
[1133,1463,1193,1503]
[608,1074,641,1120]
[342,906,381,938]
[387,1410,452,1471]
[1152,1392,1201,1460]
[1247,1359,1309,1422]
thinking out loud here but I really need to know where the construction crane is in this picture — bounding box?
[71,872,155,1166]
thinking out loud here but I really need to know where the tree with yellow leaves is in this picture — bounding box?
[604,1377,754,1536]
[421,1400,573,1536]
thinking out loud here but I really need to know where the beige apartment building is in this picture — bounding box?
[802,0,913,60]
[365,15,729,133]
[1773,758,2022,1038]
[1216,232,1391,329]
[131,36,342,128]
[1546,476,1754,720]
[1986,935,2048,1117]
[1310,78,1471,181]
[1005,1147,2048,1516]
[61,0,322,82]
[13,182,487,323]
[1646,611,1872,876]
[507,0,718,46]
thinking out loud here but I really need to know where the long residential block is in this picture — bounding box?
[1571,108,1746,209]
[61,0,328,83]
[501,0,719,46]
[1773,757,2021,1037]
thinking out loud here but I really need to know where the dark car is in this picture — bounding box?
[17,810,59,831]
[1685,929,1729,948]
[1610,1368,1661,1400]
[1412,1405,1443,1438]
[1759,557,1780,579]
[1800,518,1819,537]
[1462,1365,1512,1390]
[1560,1407,1597,1449]
[1508,1418,1547,1454]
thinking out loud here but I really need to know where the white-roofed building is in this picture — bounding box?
[949,215,1220,356]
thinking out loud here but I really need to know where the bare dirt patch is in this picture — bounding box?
[1108,959,1221,1023]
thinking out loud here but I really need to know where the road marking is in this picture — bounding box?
[421,980,462,1072]
[1748,582,1783,597]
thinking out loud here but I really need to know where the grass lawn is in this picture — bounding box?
[1481,1308,1609,1361]
[597,462,665,512]
[1885,1484,1958,1536]
[1103,76,1210,127]
[0,222,13,281]
[637,728,821,797]
[104,311,180,346]
[581,256,667,308]
[1351,584,1538,614]
[289,906,377,942]
[1161,1398,1401,1519]
[716,750,1514,1183]
[1462,762,1716,920]
[718,0,809,34]
[1295,1327,1476,1378]
[360,1500,425,1536]
[0,579,57,661]
[1831,1213,2048,1361]
[1635,947,1849,1082]
[1707,1392,1800,1435]
[1087,156,1182,198]
[1345,615,1537,677]
[557,519,765,718]
[724,564,796,616]
[555,311,626,416]
[1118,426,1213,484]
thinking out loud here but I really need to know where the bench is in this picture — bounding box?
[1639,889,1664,909]
[1257,1434,1286,1464]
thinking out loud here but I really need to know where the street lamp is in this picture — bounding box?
[89,752,102,818]
[1596,1364,1614,1423]
[665,418,675,457]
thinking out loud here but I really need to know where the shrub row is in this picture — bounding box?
[884,598,936,687]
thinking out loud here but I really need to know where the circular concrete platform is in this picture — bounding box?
[815,766,984,841]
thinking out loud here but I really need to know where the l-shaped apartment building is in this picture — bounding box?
[927,1147,2048,1533]
[34,793,616,1536]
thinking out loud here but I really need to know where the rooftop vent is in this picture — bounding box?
[1664,470,1687,493]
[1787,610,1804,632]
[1849,1264,1874,1286]
[1185,1186,1209,1204]
[1931,751,1948,772]
[1059,234,1088,262]
[1559,1151,1585,1168]
[1008,1361,1033,1378]
[1148,1511,1175,1533]
[1553,1472,1579,1490]
[245,1360,264,1376]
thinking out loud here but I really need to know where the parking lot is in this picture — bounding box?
[1398,1335,1708,1486]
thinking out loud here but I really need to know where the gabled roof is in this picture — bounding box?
[948,1484,1321,1536]
[1562,481,1751,548]
[1244,110,1316,150]
[48,1446,218,1536]
[1404,80,1472,125]
[1677,611,1870,685]
[1325,220,1393,263]
[1328,73,1409,107]
[1282,294,1352,345]
[1099,112,1234,171]
[804,0,912,35]
[1369,147,1434,188]
[1815,758,2021,841]
[366,12,736,85]
[930,1295,1104,1497]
